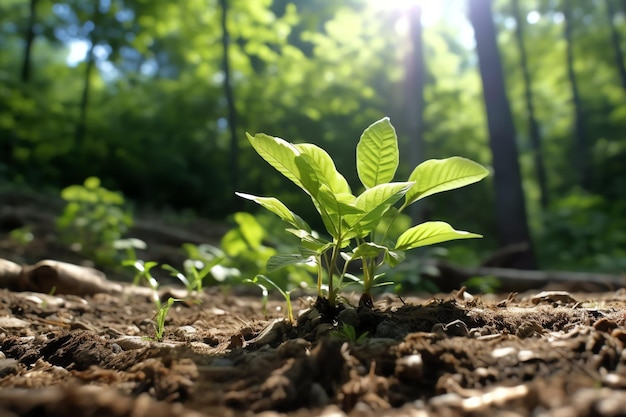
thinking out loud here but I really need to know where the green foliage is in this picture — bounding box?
[2,0,625,274]
[9,226,34,246]
[57,177,133,266]
[219,211,315,289]
[539,191,626,272]
[238,117,487,306]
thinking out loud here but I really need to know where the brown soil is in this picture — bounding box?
[1,191,626,416]
[1,285,626,417]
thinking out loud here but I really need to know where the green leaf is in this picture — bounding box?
[235,192,311,231]
[286,229,333,253]
[348,182,413,236]
[316,185,362,239]
[356,117,399,189]
[384,250,405,267]
[402,157,489,209]
[294,143,351,195]
[351,242,389,260]
[395,221,482,251]
[267,254,315,272]
[246,133,307,193]
[233,212,264,248]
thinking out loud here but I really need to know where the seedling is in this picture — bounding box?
[162,256,223,294]
[123,259,161,308]
[153,297,179,341]
[245,274,295,322]
[238,117,488,307]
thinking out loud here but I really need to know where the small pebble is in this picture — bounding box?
[114,336,153,350]
[0,359,19,378]
[174,325,198,340]
[0,316,30,329]
[530,291,577,305]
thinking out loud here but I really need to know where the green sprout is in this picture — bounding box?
[154,297,179,341]
[162,257,223,294]
[245,274,295,323]
[123,259,161,309]
[237,117,488,308]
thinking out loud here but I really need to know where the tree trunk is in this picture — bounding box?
[220,0,241,209]
[404,5,426,223]
[563,1,590,190]
[75,43,95,148]
[20,0,37,83]
[511,0,549,209]
[468,0,536,269]
[606,0,626,90]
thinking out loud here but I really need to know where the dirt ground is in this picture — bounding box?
[1,191,626,416]
[1,282,626,417]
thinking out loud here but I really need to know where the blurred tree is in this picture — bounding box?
[511,0,548,209]
[606,0,626,90]
[20,0,37,83]
[469,0,536,269]
[562,0,589,190]
[220,0,240,211]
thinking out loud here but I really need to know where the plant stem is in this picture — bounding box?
[327,239,342,306]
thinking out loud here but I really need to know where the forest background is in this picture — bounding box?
[1,0,625,278]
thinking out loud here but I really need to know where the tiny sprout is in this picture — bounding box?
[245,275,295,323]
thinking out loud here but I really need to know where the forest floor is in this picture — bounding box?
[1,190,626,417]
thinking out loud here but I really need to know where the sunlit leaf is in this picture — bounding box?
[347,182,413,236]
[294,143,351,195]
[356,117,399,189]
[235,192,311,231]
[395,221,482,251]
[316,185,361,239]
[246,132,307,193]
[350,242,388,259]
[402,157,488,209]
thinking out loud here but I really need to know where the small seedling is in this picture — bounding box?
[238,117,488,307]
[123,259,161,308]
[162,257,223,294]
[245,274,295,322]
[153,297,179,341]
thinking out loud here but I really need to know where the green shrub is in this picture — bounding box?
[57,176,133,266]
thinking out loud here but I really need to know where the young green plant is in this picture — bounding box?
[245,274,295,322]
[237,117,488,307]
[153,297,180,342]
[123,259,161,309]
